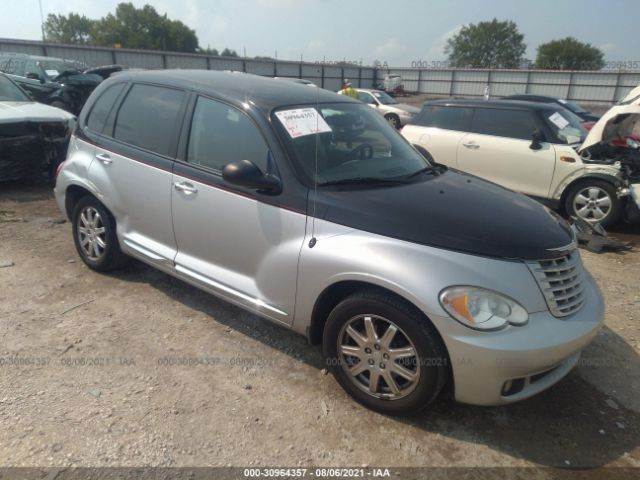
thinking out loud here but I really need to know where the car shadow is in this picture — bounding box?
[0,180,54,203]
[113,260,640,468]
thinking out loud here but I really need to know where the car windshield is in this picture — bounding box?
[543,108,587,144]
[39,60,81,79]
[274,102,429,186]
[0,75,30,101]
[372,90,397,105]
[558,98,587,114]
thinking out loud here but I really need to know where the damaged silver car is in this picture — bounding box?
[0,73,75,182]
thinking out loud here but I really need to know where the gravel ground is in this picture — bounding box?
[0,182,639,472]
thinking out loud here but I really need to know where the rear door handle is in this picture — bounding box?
[173,181,198,195]
[95,153,112,164]
[462,142,480,150]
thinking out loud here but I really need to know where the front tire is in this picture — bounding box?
[323,291,448,414]
[72,196,128,272]
[564,180,622,228]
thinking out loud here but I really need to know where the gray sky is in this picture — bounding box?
[1,0,637,65]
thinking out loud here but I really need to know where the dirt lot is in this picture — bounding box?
[0,182,639,472]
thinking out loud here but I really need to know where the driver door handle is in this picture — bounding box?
[173,181,198,195]
[95,153,113,164]
[462,142,480,150]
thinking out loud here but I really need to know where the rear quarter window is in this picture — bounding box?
[413,105,473,131]
[113,84,185,157]
[0,57,25,76]
[85,83,126,134]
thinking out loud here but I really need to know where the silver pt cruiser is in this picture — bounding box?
[54,70,604,414]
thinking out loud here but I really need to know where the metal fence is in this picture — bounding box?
[2,37,639,104]
[385,67,640,104]
[0,37,376,91]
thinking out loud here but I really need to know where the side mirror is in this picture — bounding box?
[222,160,281,194]
[25,72,43,83]
[530,129,544,150]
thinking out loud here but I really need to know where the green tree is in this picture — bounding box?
[90,3,198,52]
[198,45,219,56]
[445,19,526,68]
[43,3,199,53]
[44,13,95,44]
[535,37,605,70]
[220,48,239,57]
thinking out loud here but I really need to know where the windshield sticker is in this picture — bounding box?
[45,69,59,77]
[558,99,567,104]
[549,111,570,129]
[275,108,332,138]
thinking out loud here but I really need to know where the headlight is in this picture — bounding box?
[439,286,528,331]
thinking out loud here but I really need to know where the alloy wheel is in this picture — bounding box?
[573,186,612,222]
[337,314,420,400]
[77,206,107,260]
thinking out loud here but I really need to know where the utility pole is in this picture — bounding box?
[38,0,46,41]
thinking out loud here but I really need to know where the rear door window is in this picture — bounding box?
[186,96,270,173]
[471,108,538,140]
[113,84,185,157]
[413,106,473,131]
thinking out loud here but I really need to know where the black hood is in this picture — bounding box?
[313,169,574,260]
[54,71,103,86]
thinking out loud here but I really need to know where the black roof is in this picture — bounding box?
[423,98,566,111]
[110,69,353,113]
[502,94,561,102]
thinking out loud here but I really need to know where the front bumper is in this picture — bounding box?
[437,275,604,406]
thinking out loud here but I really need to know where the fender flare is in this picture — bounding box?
[554,172,624,203]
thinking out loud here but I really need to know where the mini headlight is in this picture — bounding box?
[439,286,528,331]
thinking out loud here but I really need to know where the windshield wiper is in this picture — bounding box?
[317,177,408,187]
[404,164,445,178]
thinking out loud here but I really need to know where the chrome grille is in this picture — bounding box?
[527,251,585,317]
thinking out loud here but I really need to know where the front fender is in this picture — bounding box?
[292,219,548,338]
[551,165,624,201]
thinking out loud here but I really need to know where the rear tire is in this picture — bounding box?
[72,196,128,272]
[323,290,448,414]
[564,180,622,228]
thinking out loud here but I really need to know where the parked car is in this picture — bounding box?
[402,98,640,227]
[341,88,418,129]
[0,53,102,114]
[376,74,404,96]
[0,73,75,182]
[55,70,604,413]
[502,94,601,124]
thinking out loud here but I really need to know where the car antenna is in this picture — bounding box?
[309,85,320,249]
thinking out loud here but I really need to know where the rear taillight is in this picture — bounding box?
[55,161,66,178]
